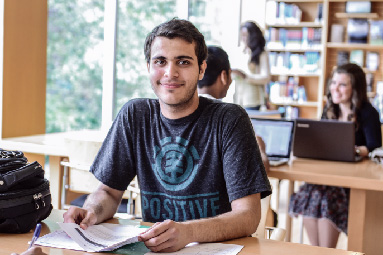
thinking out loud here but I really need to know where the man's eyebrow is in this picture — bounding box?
[175,55,194,60]
[151,56,166,60]
[151,55,194,60]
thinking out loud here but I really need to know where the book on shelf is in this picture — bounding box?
[337,51,350,66]
[266,1,302,24]
[347,18,369,43]
[315,3,323,23]
[269,76,305,104]
[266,27,322,50]
[366,72,374,93]
[366,51,379,71]
[345,1,371,13]
[369,20,383,45]
[330,24,344,43]
[350,49,364,67]
[269,51,320,75]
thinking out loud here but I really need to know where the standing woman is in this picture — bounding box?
[231,21,270,110]
[289,63,382,248]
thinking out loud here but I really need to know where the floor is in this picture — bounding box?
[270,178,348,250]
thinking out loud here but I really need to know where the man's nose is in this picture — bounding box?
[165,63,179,78]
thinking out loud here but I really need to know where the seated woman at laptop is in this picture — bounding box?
[289,63,382,248]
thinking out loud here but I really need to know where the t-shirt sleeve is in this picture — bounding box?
[90,103,137,191]
[221,106,272,201]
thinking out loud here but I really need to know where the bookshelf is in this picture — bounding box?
[265,0,383,119]
[325,0,383,102]
[265,0,325,119]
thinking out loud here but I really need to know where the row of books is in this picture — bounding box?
[331,19,383,45]
[269,76,307,104]
[266,1,323,25]
[269,51,321,75]
[266,27,322,50]
[337,50,379,71]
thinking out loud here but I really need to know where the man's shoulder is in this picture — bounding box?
[203,98,247,116]
[120,98,159,111]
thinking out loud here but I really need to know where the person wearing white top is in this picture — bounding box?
[231,21,271,110]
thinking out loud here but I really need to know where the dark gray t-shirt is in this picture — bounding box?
[90,97,271,222]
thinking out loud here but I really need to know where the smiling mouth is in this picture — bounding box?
[158,81,183,89]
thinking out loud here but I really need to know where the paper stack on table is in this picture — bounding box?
[35,222,145,252]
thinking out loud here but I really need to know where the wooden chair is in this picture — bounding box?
[60,130,140,218]
[252,195,286,241]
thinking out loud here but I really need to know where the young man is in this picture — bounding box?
[63,18,271,253]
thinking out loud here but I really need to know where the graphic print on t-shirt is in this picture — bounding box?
[152,136,200,191]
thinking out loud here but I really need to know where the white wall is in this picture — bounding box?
[241,0,266,29]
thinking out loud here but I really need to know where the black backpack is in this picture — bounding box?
[0,149,52,233]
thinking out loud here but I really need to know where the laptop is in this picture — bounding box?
[293,118,361,162]
[250,118,295,166]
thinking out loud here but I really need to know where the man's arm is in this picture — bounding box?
[139,193,261,253]
[63,183,124,229]
[256,135,270,173]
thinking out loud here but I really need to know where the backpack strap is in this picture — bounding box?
[0,161,44,192]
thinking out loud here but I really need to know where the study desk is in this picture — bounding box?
[0,131,106,209]
[0,209,363,255]
[269,158,383,255]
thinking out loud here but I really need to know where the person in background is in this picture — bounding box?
[63,18,271,253]
[197,46,232,100]
[231,21,270,110]
[289,63,382,248]
[198,45,278,228]
[198,45,270,172]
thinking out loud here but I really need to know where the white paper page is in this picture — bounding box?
[58,222,144,252]
[35,229,85,251]
[35,222,144,252]
[145,242,244,255]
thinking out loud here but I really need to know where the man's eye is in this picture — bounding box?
[179,60,190,65]
[154,59,166,65]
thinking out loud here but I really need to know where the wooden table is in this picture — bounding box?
[0,210,363,255]
[269,158,383,255]
[0,131,105,209]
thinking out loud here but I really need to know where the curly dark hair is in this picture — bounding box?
[240,21,265,65]
[323,63,368,121]
[144,18,207,67]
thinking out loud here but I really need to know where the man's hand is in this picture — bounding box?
[256,136,270,172]
[12,247,46,255]
[63,206,97,230]
[139,220,191,253]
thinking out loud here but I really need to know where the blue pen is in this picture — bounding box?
[28,223,42,249]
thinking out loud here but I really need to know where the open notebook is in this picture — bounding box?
[250,118,295,166]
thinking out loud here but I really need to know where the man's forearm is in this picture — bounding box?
[83,186,123,224]
[182,194,261,243]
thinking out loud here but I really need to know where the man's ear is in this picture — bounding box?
[220,70,228,86]
[198,60,207,80]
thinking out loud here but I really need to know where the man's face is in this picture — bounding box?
[147,37,205,108]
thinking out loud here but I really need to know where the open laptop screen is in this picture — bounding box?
[250,118,295,158]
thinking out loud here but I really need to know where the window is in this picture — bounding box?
[47,0,104,132]
[114,0,177,114]
[46,0,241,133]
